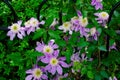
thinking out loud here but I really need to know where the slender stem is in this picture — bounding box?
[3,0,18,22]
[37,0,47,21]
[106,1,120,56]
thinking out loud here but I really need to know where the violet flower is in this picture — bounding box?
[71,53,81,62]
[7,21,26,40]
[89,27,99,40]
[58,21,73,34]
[91,0,103,10]
[109,76,118,80]
[94,12,109,27]
[52,73,68,80]
[24,17,45,35]
[71,10,89,37]
[50,18,58,30]
[25,66,48,80]
[80,53,93,62]
[109,43,117,51]
[41,51,69,75]
[35,39,58,56]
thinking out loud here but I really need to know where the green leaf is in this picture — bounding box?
[87,71,94,79]
[98,45,107,51]
[100,70,109,78]
[95,74,102,80]
[55,39,66,47]
[77,38,89,47]
[97,28,102,35]
[48,30,61,39]
[81,67,87,75]
[33,29,45,40]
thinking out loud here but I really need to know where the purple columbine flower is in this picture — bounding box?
[91,0,103,10]
[109,42,117,51]
[25,66,48,80]
[35,39,58,56]
[71,53,81,62]
[50,18,58,30]
[58,21,73,34]
[41,51,69,75]
[94,12,109,27]
[80,53,93,62]
[52,73,68,80]
[7,21,26,40]
[89,27,99,40]
[109,76,118,80]
[71,11,89,37]
[24,17,45,35]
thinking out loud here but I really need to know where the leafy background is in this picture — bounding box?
[0,0,120,80]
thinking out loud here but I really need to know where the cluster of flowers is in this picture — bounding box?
[26,40,70,80]
[57,0,109,41]
[7,17,45,40]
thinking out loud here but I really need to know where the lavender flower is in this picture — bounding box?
[94,12,109,27]
[52,73,68,80]
[109,76,118,80]
[35,39,58,56]
[24,17,45,35]
[91,0,103,10]
[89,27,99,40]
[58,22,73,34]
[50,18,58,30]
[109,42,117,51]
[41,51,69,75]
[71,53,81,62]
[25,66,48,80]
[80,53,93,62]
[7,21,26,40]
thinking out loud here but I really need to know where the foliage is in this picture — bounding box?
[0,0,120,80]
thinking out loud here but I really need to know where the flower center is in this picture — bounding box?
[31,19,39,27]
[50,58,58,66]
[11,24,20,33]
[90,28,96,35]
[99,12,109,20]
[43,46,53,54]
[33,68,43,79]
[25,20,31,27]
[80,17,88,27]
[63,22,71,29]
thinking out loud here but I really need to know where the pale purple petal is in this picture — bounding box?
[53,50,59,57]
[59,61,69,68]
[52,44,58,49]
[10,33,16,40]
[50,66,56,75]
[57,65,62,75]
[17,33,23,39]
[26,69,33,74]
[17,20,22,25]
[25,75,33,80]
[7,31,13,36]
[41,57,49,63]
[58,57,66,61]
[45,64,51,71]
[40,21,45,25]
[41,74,48,79]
